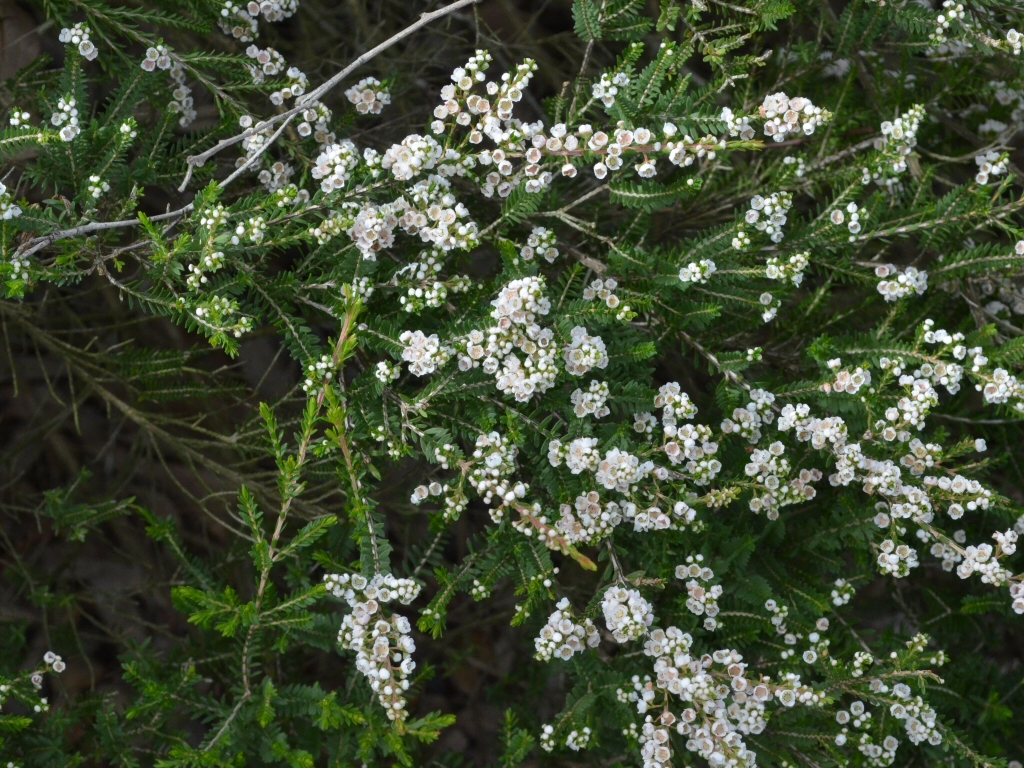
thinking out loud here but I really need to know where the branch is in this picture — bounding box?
[16,0,480,262]
[177,0,481,191]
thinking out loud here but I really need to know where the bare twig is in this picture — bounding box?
[178,0,481,191]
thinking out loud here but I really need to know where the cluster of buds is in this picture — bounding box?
[9,108,31,128]
[831,578,855,606]
[301,353,335,395]
[466,431,523,516]
[927,0,966,48]
[86,175,110,201]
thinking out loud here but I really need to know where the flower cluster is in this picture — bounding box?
[382,134,443,181]
[349,203,399,259]
[51,96,80,142]
[602,586,654,642]
[345,77,391,115]
[534,598,600,661]
[877,539,920,577]
[324,572,421,722]
[0,182,22,221]
[555,491,624,544]
[759,92,831,141]
[679,258,717,284]
[593,71,630,108]
[745,192,793,243]
[830,201,868,237]
[765,252,809,285]
[874,105,925,178]
[312,140,360,193]
[563,326,608,377]
[258,160,294,193]
[745,442,820,519]
[520,227,559,262]
[246,44,285,78]
[571,379,611,419]
[548,436,600,474]
[566,727,592,751]
[676,555,722,630]
[889,685,942,746]
[161,64,194,125]
[393,176,479,252]
[457,276,558,401]
[219,1,259,40]
[42,651,66,674]
[827,364,871,395]
[875,264,928,301]
[596,448,654,493]
[975,150,1009,185]
[721,388,776,443]
[141,45,173,72]
[399,330,452,377]
[59,23,97,60]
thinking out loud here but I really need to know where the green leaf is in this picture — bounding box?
[572,0,604,40]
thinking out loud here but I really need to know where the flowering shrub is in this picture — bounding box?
[3,0,1024,766]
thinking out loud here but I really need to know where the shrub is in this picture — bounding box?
[2,0,1024,766]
